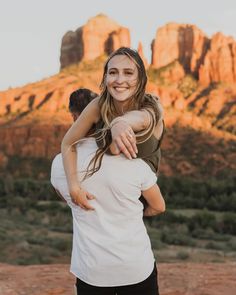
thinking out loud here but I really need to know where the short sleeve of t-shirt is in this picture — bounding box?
[140,161,158,191]
[51,154,75,209]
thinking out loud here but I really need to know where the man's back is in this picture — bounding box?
[51,138,157,286]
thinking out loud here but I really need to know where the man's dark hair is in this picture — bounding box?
[69,88,98,114]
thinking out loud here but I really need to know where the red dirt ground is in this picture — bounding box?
[0,262,235,295]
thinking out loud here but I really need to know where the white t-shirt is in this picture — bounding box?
[51,138,157,287]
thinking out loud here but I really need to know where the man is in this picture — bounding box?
[69,88,98,122]
[51,136,165,295]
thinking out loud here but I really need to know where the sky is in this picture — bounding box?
[0,0,236,91]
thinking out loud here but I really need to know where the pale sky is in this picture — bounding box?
[0,0,236,90]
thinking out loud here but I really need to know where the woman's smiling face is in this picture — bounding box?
[106,55,138,107]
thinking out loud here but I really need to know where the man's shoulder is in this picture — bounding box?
[52,153,62,167]
[51,153,64,179]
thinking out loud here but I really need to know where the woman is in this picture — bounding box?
[61,47,164,210]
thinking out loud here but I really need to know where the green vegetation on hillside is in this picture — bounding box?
[147,60,178,85]
[0,175,235,265]
[178,74,198,98]
[158,175,236,212]
[61,54,108,76]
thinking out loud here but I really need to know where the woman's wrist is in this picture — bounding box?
[110,117,128,128]
[68,180,81,191]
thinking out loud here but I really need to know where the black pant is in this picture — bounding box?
[75,263,159,295]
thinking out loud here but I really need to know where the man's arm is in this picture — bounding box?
[142,184,165,217]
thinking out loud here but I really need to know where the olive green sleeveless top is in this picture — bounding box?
[94,120,165,174]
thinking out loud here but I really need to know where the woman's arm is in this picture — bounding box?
[110,109,152,159]
[142,184,165,217]
[61,97,100,209]
[110,99,164,159]
[109,94,164,159]
[116,109,151,132]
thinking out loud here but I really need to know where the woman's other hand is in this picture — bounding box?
[110,118,137,159]
[69,183,95,210]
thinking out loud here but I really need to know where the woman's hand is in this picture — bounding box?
[110,118,138,159]
[69,183,95,210]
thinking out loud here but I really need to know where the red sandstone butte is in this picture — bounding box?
[137,41,148,68]
[60,14,130,69]
[151,22,209,76]
[199,32,236,86]
[151,23,236,86]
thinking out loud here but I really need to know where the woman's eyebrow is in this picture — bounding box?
[108,67,135,71]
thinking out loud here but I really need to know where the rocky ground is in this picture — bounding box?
[0,262,236,295]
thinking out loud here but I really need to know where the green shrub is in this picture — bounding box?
[226,240,236,251]
[178,75,198,98]
[158,175,236,212]
[160,227,195,246]
[176,251,189,260]
[219,213,236,235]
[188,210,216,231]
[147,61,178,85]
[191,227,215,239]
[50,238,71,252]
[205,242,227,251]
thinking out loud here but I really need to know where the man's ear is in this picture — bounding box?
[72,113,80,122]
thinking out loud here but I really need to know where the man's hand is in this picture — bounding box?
[143,206,161,217]
[110,118,138,159]
[69,183,95,210]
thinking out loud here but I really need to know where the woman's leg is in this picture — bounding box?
[116,263,159,295]
[75,277,116,295]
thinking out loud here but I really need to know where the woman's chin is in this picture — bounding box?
[112,93,133,103]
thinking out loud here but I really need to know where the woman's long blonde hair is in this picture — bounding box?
[85,47,162,178]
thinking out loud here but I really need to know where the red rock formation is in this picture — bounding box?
[151,23,209,76]
[151,23,236,86]
[137,42,148,68]
[0,69,103,160]
[1,19,236,180]
[60,14,130,68]
[199,32,236,85]
[105,27,131,55]
[1,59,235,176]
[60,30,83,69]
[0,123,68,159]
